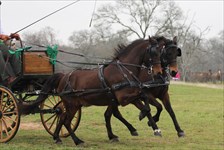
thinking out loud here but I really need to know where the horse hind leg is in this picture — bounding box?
[53,112,65,144]
[63,108,84,145]
[104,105,119,141]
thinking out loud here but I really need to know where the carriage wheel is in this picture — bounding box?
[0,86,20,143]
[40,95,81,137]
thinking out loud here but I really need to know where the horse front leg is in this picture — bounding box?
[132,97,162,137]
[104,103,138,142]
[111,103,138,136]
[147,94,163,123]
[162,93,185,137]
[139,93,153,121]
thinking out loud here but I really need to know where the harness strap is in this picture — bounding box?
[111,81,140,91]
[116,60,142,88]
[63,70,75,92]
[116,60,132,84]
[98,65,110,89]
[97,65,117,102]
[120,61,142,84]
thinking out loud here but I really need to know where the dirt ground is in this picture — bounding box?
[20,122,43,130]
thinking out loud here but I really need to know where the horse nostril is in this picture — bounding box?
[171,71,177,77]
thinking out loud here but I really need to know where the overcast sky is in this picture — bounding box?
[0,1,223,44]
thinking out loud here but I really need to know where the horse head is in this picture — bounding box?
[114,36,162,76]
[160,36,182,77]
[142,36,163,75]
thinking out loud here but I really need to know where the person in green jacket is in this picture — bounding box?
[0,33,21,85]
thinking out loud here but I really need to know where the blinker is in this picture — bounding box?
[177,48,182,56]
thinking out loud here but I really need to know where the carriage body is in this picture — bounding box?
[10,49,54,92]
[0,45,81,143]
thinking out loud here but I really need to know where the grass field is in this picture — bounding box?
[0,82,223,150]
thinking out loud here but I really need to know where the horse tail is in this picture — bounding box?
[42,72,64,92]
[35,72,64,104]
[19,73,64,114]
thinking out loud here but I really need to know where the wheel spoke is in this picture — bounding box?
[3,110,18,115]
[2,118,10,136]
[3,115,16,122]
[47,97,55,106]
[52,96,58,105]
[1,99,9,111]
[2,102,15,113]
[0,120,3,139]
[44,113,57,124]
[48,115,58,131]
[43,103,53,109]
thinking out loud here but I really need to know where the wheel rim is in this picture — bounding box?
[40,95,81,137]
[0,86,20,143]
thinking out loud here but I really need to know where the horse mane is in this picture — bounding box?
[153,36,173,45]
[153,36,167,43]
[113,39,145,59]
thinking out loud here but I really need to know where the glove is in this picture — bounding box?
[10,33,20,40]
[0,34,11,41]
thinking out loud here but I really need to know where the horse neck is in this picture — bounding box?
[119,42,147,66]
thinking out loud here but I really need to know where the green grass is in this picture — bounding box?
[0,83,223,150]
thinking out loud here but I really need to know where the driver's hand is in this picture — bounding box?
[10,33,20,40]
[0,34,11,41]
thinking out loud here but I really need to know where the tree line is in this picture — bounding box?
[21,0,223,82]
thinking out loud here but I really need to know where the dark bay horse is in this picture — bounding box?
[25,37,164,145]
[104,36,185,139]
[140,36,185,137]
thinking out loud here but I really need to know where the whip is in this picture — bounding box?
[12,0,80,34]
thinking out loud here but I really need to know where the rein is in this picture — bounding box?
[48,56,148,69]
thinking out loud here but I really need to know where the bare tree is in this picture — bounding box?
[94,0,165,39]
[22,26,59,46]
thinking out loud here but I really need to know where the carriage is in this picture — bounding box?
[0,40,81,143]
[0,36,184,145]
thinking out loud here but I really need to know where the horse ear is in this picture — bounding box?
[148,35,152,43]
[173,36,177,44]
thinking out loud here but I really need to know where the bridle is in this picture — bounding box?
[161,43,181,67]
[143,42,161,71]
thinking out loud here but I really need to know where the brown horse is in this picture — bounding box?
[104,36,185,139]
[26,37,164,145]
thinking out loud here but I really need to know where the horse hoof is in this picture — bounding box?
[55,140,62,144]
[131,131,139,136]
[110,138,119,142]
[178,132,185,137]
[76,142,86,147]
[154,129,162,137]
[76,140,85,145]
